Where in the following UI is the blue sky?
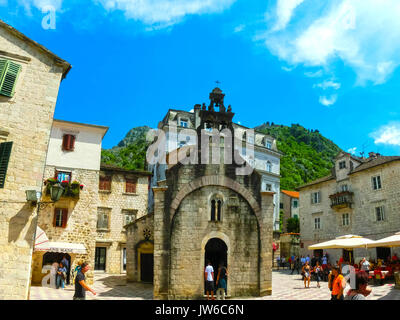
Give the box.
[1,0,400,155]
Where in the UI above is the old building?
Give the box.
[148,89,281,231]
[31,120,108,286]
[0,20,70,299]
[97,164,150,274]
[280,190,299,232]
[299,151,400,263]
[126,88,274,299]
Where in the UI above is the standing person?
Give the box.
[73,262,96,300]
[311,255,316,268]
[56,262,67,289]
[61,255,70,285]
[300,256,306,266]
[331,266,346,300]
[216,262,228,300]
[345,271,372,300]
[281,256,286,269]
[314,261,322,288]
[292,256,301,275]
[360,257,370,272]
[305,255,310,265]
[204,261,215,300]
[276,256,281,270]
[302,261,311,288]
[322,254,328,269]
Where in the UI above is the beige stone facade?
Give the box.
[299,151,400,263]
[0,20,70,299]
[97,164,150,274]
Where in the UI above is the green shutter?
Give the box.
[0,141,13,188]
[0,59,7,85]
[0,60,21,98]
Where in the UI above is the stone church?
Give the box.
[126,88,274,299]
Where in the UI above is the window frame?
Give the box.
[97,208,110,230]
[342,213,350,226]
[314,217,321,230]
[339,161,346,169]
[372,176,382,190]
[0,59,22,98]
[125,177,137,194]
[180,119,188,128]
[122,209,137,226]
[99,175,112,191]
[0,141,13,189]
[62,134,76,151]
[311,191,321,204]
[55,170,72,183]
[53,208,68,228]
[376,206,385,222]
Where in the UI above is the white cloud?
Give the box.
[234,24,245,33]
[265,0,400,86]
[319,95,337,106]
[304,70,323,78]
[371,122,400,146]
[272,0,304,31]
[281,66,294,72]
[17,0,62,11]
[314,80,341,90]
[95,0,236,26]
[347,147,357,155]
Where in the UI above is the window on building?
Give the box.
[180,120,188,128]
[0,141,13,188]
[342,213,350,226]
[339,161,346,169]
[372,176,382,190]
[314,217,321,230]
[62,134,76,151]
[341,184,349,192]
[0,59,21,98]
[266,161,272,172]
[280,203,284,209]
[293,214,298,219]
[376,206,385,221]
[56,170,71,183]
[53,208,68,228]
[210,196,223,221]
[311,192,321,204]
[97,208,110,230]
[266,184,272,191]
[293,200,298,208]
[122,209,137,226]
[99,175,112,191]
[266,140,272,149]
[125,178,137,193]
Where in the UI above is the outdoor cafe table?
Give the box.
[369,271,389,277]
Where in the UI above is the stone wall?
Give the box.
[97,170,149,274]
[299,161,400,263]
[32,166,99,285]
[0,25,67,299]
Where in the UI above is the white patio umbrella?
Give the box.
[308,235,375,250]
[34,226,49,250]
[366,232,400,248]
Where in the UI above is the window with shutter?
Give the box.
[0,141,13,188]
[125,178,137,193]
[0,59,21,98]
[54,208,68,228]
[62,134,76,151]
[99,176,112,191]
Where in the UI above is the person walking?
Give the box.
[291,256,300,275]
[61,255,70,285]
[345,271,372,300]
[73,262,96,300]
[216,262,228,300]
[56,262,67,289]
[204,261,215,300]
[331,265,346,300]
[314,261,322,288]
[360,257,370,272]
[302,261,311,288]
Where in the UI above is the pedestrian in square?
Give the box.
[314,261,322,288]
[73,262,96,300]
[331,265,346,300]
[302,261,311,288]
[345,271,371,300]
[56,262,67,289]
[204,261,215,300]
[216,262,228,300]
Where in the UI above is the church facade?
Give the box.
[126,88,274,299]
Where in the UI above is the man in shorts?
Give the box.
[73,262,96,300]
[204,261,215,300]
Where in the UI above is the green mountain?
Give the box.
[101,123,341,189]
[255,123,341,190]
[101,126,151,171]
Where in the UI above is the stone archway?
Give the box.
[169,175,262,225]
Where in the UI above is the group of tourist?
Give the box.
[204,260,228,300]
[276,252,400,300]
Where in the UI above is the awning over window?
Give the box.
[35,241,87,254]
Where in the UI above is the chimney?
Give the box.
[368,152,378,159]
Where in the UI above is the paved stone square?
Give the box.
[29,273,153,300]
[29,270,400,300]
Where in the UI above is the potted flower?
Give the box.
[71,181,80,189]
[61,180,70,188]
[79,184,85,190]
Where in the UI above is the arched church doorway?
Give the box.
[204,238,228,294]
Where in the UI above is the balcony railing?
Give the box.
[329,191,354,209]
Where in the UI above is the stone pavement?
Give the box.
[240,269,400,300]
[29,273,153,300]
[29,270,400,300]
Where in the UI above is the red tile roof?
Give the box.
[281,190,299,198]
